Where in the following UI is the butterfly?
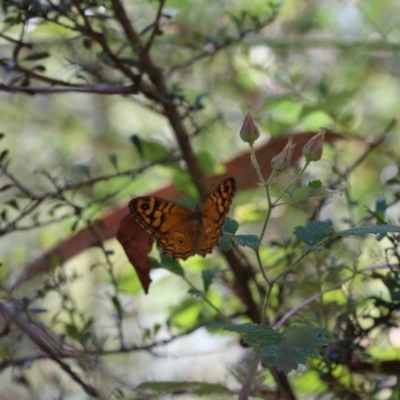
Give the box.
[129,177,236,260]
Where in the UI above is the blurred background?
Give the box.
[0,0,400,399]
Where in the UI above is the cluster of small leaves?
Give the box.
[225,323,328,373]
[365,270,400,330]
[294,220,400,251]
[220,217,260,251]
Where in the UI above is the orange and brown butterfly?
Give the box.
[129,177,236,260]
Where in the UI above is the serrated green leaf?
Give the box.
[218,232,233,251]
[233,234,260,249]
[293,221,332,247]
[225,323,328,373]
[159,255,185,276]
[201,268,221,292]
[337,224,400,237]
[223,217,239,234]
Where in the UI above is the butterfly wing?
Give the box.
[197,177,236,256]
[129,197,198,259]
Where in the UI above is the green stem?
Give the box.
[273,161,310,206]
[249,143,267,185]
[183,276,229,322]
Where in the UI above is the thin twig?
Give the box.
[0,302,99,397]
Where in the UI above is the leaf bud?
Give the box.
[271,136,295,172]
[240,112,260,144]
[302,128,326,162]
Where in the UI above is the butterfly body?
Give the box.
[129,177,236,260]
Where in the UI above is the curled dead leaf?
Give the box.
[116,214,154,294]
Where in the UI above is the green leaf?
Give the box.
[137,137,170,161]
[188,288,202,297]
[193,93,206,110]
[136,381,232,396]
[130,134,142,157]
[218,232,233,251]
[337,224,400,237]
[108,152,118,170]
[308,179,322,189]
[0,150,9,163]
[23,51,50,61]
[65,323,80,340]
[0,209,8,222]
[140,21,157,36]
[223,217,239,234]
[83,38,92,49]
[201,268,221,292]
[225,323,328,373]
[371,270,400,302]
[0,184,14,192]
[32,65,46,73]
[28,307,48,314]
[293,221,332,249]
[119,58,140,67]
[96,52,113,66]
[75,163,91,178]
[158,255,185,276]
[375,197,386,214]
[71,218,80,232]
[285,185,331,203]
[196,151,217,175]
[233,234,260,249]
[5,199,19,210]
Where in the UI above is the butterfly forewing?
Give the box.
[196,177,236,256]
[129,177,236,260]
[201,177,236,223]
[129,197,192,236]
